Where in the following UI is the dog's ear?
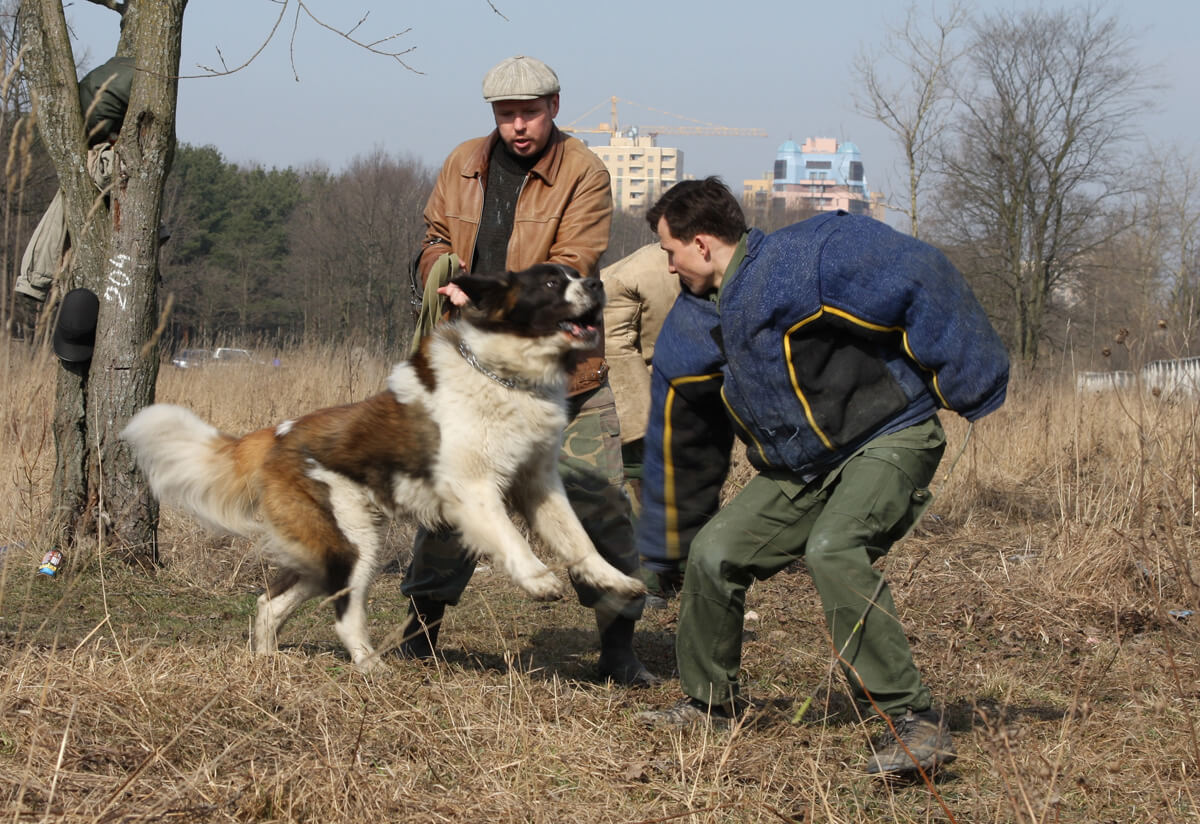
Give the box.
[450,272,511,310]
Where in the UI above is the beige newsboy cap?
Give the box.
[482,55,560,102]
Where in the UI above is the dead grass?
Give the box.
[1,339,1197,822]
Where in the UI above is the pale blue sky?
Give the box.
[66,0,1199,214]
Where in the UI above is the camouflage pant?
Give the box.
[620,439,645,523]
[401,383,645,620]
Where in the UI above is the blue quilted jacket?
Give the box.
[638,211,1009,573]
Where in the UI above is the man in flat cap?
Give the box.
[400,56,657,686]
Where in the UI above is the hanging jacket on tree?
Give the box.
[15,57,133,303]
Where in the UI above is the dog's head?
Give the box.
[450,263,604,349]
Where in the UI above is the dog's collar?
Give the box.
[457,339,533,391]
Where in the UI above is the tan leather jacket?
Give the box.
[600,244,679,443]
[419,127,613,395]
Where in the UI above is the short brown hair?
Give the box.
[646,176,747,244]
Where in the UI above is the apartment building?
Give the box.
[587,133,683,213]
[744,137,885,221]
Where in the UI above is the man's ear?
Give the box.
[693,233,713,260]
[449,272,510,308]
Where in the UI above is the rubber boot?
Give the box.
[596,613,659,687]
[397,596,445,659]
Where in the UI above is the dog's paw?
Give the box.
[355,655,390,676]
[518,569,566,601]
[615,573,648,598]
[572,557,647,597]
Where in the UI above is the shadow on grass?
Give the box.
[946,696,1067,732]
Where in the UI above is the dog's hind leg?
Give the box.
[254,569,320,656]
[283,467,386,671]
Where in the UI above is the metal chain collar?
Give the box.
[456,338,533,391]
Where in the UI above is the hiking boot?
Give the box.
[636,697,745,728]
[597,613,660,687]
[396,597,445,659]
[644,593,670,610]
[865,708,957,776]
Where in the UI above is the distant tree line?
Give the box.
[2,138,673,357]
[158,144,436,353]
[158,148,668,353]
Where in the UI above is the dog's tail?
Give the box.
[121,404,270,537]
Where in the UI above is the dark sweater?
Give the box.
[472,141,539,274]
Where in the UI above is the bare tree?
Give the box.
[1151,151,1200,350]
[852,1,967,239]
[932,6,1154,366]
[1078,150,1200,364]
[599,209,655,268]
[287,149,432,350]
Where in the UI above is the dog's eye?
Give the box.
[545,278,560,289]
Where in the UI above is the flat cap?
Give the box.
[482,55,560,102]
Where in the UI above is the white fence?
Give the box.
[1076,357,1200,398]
[1075,370,1136,393]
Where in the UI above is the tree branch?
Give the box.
[186,0,421,80]
[84,0,127,12]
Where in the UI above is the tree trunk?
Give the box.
[20,0,187,566]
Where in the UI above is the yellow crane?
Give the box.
[561,96,767,140]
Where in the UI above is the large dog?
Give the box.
[122,263,645,672]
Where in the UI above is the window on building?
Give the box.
[849,161,864,181]
[774,159,787,179]
[806,160,832,170]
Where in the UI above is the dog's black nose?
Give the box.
[581,277,603,295]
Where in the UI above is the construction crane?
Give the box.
[561,96,767,140]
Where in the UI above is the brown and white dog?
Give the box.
[121,263,645,672]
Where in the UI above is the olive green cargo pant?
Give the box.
[677,416,945,717]
[401,383,645,620]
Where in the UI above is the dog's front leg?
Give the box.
[333,586,387,674]
[446,485,566,601]
[519,472,646,599]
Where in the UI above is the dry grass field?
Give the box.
[0,339,1196,823]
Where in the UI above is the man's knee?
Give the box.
[804,521,877,577]
[686,528,743,584]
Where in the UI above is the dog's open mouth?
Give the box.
[559,307,602,345]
